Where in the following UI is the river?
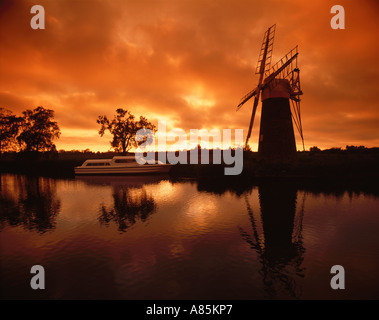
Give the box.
[1,174,378,299]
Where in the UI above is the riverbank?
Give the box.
[0,151,378,182]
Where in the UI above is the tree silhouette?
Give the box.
[0,175,61,233]
[99,186,156,232]
[0,108,23,155]
[17,106,60,152]
[97,108,155,155]
[309,146,321,153]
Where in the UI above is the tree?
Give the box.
[97,108,156,154]
[17,106,60,152]
[0,108,23,155]
[346,145,367,153]
[309,146,321,153]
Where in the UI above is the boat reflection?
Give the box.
[0,175,61,233]
[76,174,170,188]
[240,182,305,299]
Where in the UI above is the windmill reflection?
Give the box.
[99,185,156,232]
[0,175,61,233]
[240,183,305,299]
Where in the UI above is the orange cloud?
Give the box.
[0,0,378,151]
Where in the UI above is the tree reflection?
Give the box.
[240,182,305,299]
[0,175,61,233]
[99,185,156,232]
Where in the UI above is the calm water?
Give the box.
[1,174,379,300]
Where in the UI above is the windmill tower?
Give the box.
[237,24,304,161]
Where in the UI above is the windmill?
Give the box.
[237,24,304,161]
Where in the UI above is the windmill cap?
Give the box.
[262,78,291,101]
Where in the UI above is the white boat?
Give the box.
[74,156,172,175]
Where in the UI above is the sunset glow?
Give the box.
[1,0,378,152]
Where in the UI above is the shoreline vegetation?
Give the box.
[0,147,378,184]
[2,107,378,187]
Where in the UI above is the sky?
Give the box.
[0,0,378,152]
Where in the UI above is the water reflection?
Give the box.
[196,177,254,196]
[240,183,305,299]
[99,186,156,232]
[76,174,169,188]
[75,175,163,232]
[0,175,61,233]
[2,173,379,299]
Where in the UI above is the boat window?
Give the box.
[86,162,109,166]
[115,159,135,163]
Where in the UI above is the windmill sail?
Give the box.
[243,24,276,147]
[256,24,276,75]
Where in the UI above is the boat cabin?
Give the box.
[80,156,163,167]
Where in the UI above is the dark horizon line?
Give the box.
[2,145,379,154]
